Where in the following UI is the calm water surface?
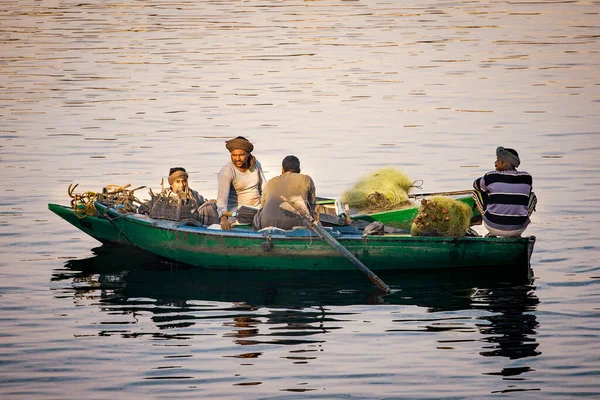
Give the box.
[1,0,599,398]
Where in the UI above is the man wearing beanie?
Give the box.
[217,136,266,230]
[473,147,536,237]
[139,167,219,225]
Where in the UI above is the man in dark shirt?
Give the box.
[252,155,316,231]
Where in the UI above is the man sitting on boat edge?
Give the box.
[253,155,316,231]
[473,146,536,238]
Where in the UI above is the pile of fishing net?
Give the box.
[138,188,197,221]
[341,167,415,213]
[410,196,471,237]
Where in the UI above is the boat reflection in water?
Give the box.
[52,245,539,362]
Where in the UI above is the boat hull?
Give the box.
[48,203,131,246]
[104,207,534,272]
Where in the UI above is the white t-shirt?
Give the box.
[216,160,266,216]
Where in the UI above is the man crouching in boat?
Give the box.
[473,146,536,237]
[217,136,267,230]
[139,167,220,225]
[252,155,316,231]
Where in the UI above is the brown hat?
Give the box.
[168,169,188,185]
[225,136,254,153]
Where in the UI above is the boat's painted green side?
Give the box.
[101,206,534,272]
[48,203,131,246]
[351,195,478,229]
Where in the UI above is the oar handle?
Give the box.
[409,189,473,198]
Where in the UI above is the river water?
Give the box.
[1,0,599,398]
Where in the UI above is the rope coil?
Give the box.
[68,183,145,218]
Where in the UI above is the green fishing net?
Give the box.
[341,168,414,213]
[410,196,471,237]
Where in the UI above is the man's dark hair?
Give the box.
[282,155,300,173]
[169,167,187,175]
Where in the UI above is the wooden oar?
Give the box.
[317,190,473,205]
[408,189,473,198]
[281,195,391,294]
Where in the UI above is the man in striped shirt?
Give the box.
[473,147,535,237]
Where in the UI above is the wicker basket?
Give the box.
[149,196,195,221]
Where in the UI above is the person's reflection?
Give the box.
[224,315,261,340]
[472,285,540,360]
[226,306,335,346]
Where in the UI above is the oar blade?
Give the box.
[280,195,391,294]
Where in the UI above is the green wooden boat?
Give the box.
[318,191,479,229]
[49,192,478,247]
[48,202,535,273]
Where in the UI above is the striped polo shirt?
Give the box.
[473,170,533,231]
